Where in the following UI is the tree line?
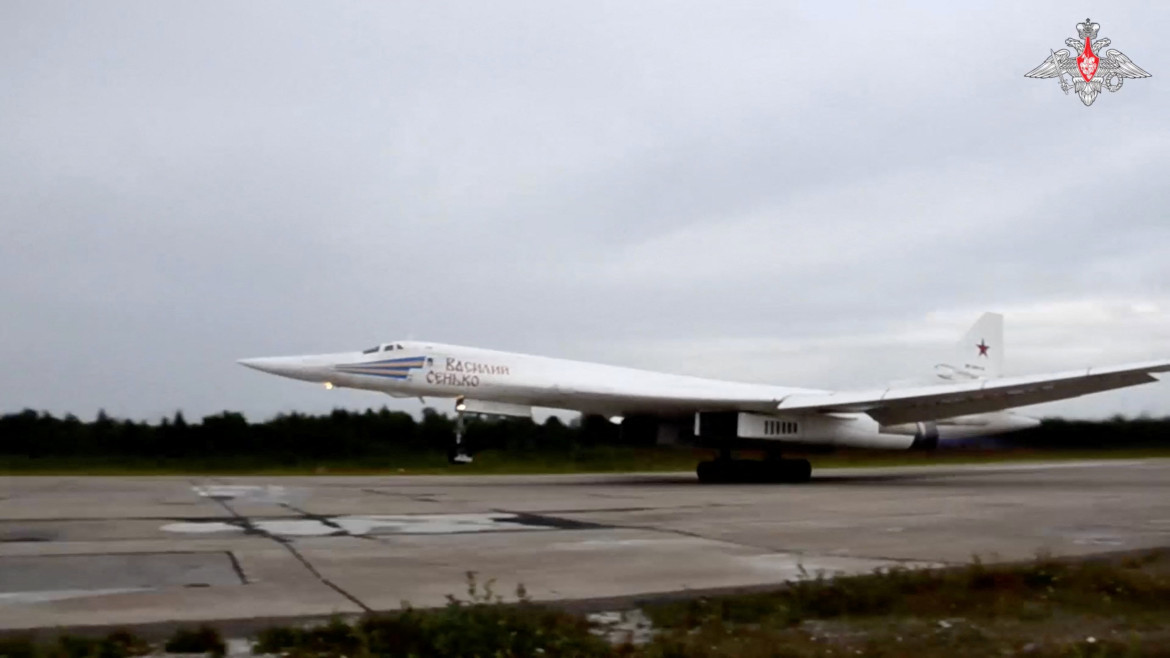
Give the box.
[0,408,621,466]
[0,408,1167,466]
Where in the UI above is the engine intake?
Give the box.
[910,421,939,450]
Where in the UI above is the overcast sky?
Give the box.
[2,1,1168,423]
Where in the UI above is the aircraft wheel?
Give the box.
[761,457,811,483]
[446,447,473,465]
[782,458,812,483]
[698,458,810,484]
[696,460,728,483]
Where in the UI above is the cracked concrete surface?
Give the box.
[1,459,1169,632]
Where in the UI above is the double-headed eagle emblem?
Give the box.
[1025,19,1150,106]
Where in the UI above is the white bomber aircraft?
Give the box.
[239,313,1170,483]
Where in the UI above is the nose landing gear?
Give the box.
[447,407,473,465]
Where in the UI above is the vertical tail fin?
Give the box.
[935,312,1003,381]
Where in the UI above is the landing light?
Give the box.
[324,382,334,390]
[455,397,466,412]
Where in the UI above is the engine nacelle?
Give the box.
[693,410,1038,451]
[882,413,1042,444]
[879,421,939,450]
[695,412,915,450]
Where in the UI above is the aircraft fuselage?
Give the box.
[239,340,1039,451]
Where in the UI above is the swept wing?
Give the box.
[775,360,1170,425]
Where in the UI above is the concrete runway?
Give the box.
[2,459,1169,633]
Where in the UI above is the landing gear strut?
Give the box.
[695,454,812,484]
[447,408,473,465]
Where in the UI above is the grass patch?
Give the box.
[164,625,226,657]
[644,551,1170,628]
[2,447,1169,476]
[0,446,702,476]
[812,447,1170,469]
[639,550,1170,657]
[0,630,151,658]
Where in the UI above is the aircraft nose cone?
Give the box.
[238,357,284,374]
[237,356,320,381]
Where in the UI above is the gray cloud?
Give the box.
[2,1,1167,422]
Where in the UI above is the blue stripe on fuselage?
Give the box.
[334,355,427,381]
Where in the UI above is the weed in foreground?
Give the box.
[0,631,151,658]
[0,637,37,658]
[7,553,1170,658]
[643,550,1170,631]
[253,574,615,658]
[164,625,226,657]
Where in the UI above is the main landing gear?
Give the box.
[695,453,812,484]
[447,408,473,465]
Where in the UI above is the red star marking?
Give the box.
[976,340,990,357]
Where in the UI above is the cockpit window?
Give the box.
[362,346,380,354]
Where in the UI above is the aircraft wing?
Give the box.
[776,359,1170,425]
[529,383,793,416]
